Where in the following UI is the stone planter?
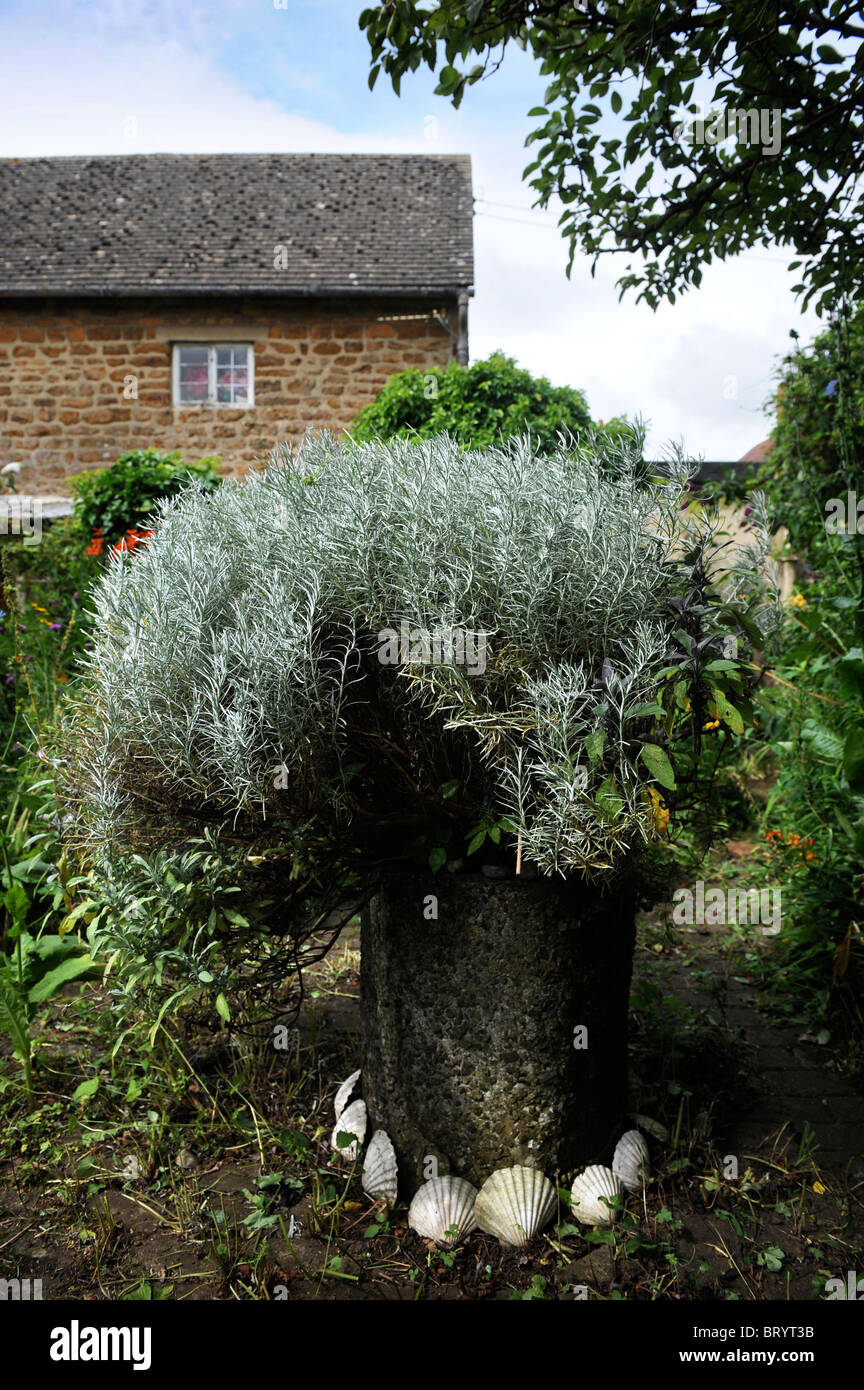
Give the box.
[361,869,636,1192]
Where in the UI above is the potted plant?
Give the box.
[61,430,778,1190]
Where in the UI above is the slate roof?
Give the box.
[0,153,474,297]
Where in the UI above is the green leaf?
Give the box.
[626,701,664,719]
[584,729,605,765]
[57,899,99,937]
[640,743,676,790]
[3,881,29,928]
[594,775,623,824]
[428,846,447,873]
[0,966,31,1064]
[215,992,231,1024]
[27,953,98,1005]
[801,719,843,764]
[610,90,623,114]
[711,689,744,735]
[73,1077,100,1104]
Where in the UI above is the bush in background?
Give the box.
[757,303,864,558]
[350,350,632,454]
[69,448,221,549]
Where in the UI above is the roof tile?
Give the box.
[0,153,474,296]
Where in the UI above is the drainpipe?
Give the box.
[456,290,470,365]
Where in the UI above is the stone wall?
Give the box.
[0,295,456,492]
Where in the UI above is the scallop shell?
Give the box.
[569,1165,623,1226]
[408,1176,478,1248]
[331,1098,367,1160]
[334,1068,361,1121]
[474,1166,556,1247]
[362,1130,398,1207]
[613,1129,651,1193]
[630,1112,668,1143]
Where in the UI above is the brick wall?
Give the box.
[0,296,456,492]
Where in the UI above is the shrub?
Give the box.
[758,303,864,557]
[68,448,221,548]
[740,302,864,1051]
[350,350,628,453]
[60,430,778,1024]
[750,572,864,1048]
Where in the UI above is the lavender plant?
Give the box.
[60,430,778,1021]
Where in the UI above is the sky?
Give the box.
[0,0,826,459]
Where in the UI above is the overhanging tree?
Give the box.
[63,432,778,1187]
[360,1,864,312]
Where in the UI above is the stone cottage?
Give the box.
[0,153,474,491]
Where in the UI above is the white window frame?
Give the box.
[172,342,255,407]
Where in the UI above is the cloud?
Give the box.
[0,0,824,459]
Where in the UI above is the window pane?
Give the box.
[214,350,249,404]
[177,345,250,405]
[179,378,209,402]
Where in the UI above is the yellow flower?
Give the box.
[789,593,807,609]
[643,786,670,838]
[812,1181,826,1195]
[31,604,49,614]
[703,718,720,731]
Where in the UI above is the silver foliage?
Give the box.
[67,430,778,881]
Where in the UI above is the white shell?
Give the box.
[331,1098,367,1160]
[362,1130,398,1207]
[613,1129,651,1193]
[474,1166,556,1247]
[569,1165,623,1226]
[630,1112,668,1143]
[334,1068,361,1121]
[408,1176,478,1248]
